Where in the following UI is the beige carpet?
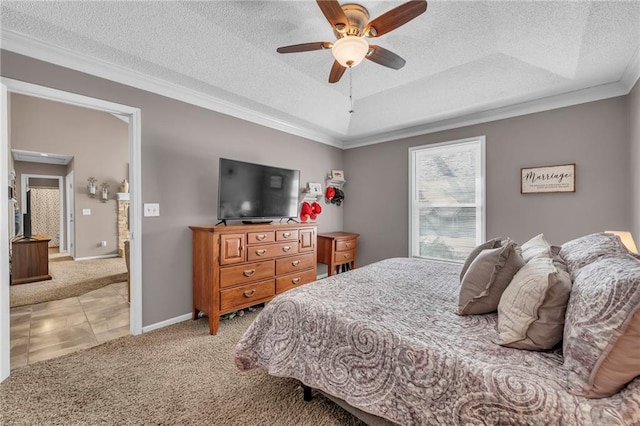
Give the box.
[10,257,129,308]
[0,310,363,425]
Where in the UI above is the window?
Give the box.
[409,136,485,262]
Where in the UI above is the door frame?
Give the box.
[20,173,65,251]
[0,77,143,382]
[65,170,74,257]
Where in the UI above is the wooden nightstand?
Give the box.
[317,232,359,276]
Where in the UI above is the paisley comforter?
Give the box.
[234,257,640,425]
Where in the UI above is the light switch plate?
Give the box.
[144,203,160,217]
[82,209,91,216]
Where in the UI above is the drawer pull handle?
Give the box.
[292,277,301,284]
[283,246,292,252]
[283,232,291,238]
[256,234,266,241]
[255,249,267,256]
[243,289,256,297]
[243,269,256,277]
[291,260,300,266]
[343,254,350,259]
[345,242,352,247]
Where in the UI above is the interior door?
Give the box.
[65,171,75,258]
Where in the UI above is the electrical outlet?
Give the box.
[82,209,91,216]
[100,241,107,247]
[144,203,160,217]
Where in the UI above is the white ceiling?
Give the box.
[1,1,639,149]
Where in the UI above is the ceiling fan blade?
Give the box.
[366,45,406,70]
[316,0,350,32]
[365,0,427,38]
[329,60,346,83]
[277,42,332,54]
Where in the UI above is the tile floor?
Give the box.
[10,282,130,369]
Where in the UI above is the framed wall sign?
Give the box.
[307,182,322,195]
[331,170,345,181]
[521,163,575,194]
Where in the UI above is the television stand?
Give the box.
[242,220,273,225]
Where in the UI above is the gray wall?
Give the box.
[344,96,632,266]
[10,94,128,259]
[630,80,640,242]
[1,50,343,327]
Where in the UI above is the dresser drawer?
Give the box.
[336,239,357,251]
[275,252,315,275]
[333,249,356,265]
[276,229,298,241]
[276,269,317,293]
[219,260,275,288]
[219,279,275,311]
[247,242,299,261]
[247,231,275,244]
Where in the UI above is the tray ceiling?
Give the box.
[1,1,639,149]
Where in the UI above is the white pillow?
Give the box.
[497,257,572,350]
[520,233,559,263]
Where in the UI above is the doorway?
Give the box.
[20,173,65,252]
[65,171,75,258]
[1,78,142,382]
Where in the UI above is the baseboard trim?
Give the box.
[73,254,119,261]
[142,313,191,333]
[143,273,326,333]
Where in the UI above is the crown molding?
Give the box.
[0,29,344,149]
[343,80,630,149]
[620,46,640,92]
[344,47,640,149]
[2,29,637,152]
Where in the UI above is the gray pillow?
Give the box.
[458,240,525,315]
[459,237,503,282]
[497,257,572,350]
[559,232,629,279]
[563,254,640,398]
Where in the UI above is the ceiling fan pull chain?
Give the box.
[349,67,354,114]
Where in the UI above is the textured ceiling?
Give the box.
[1,1,639,148]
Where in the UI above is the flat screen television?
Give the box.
[218,158,300,223]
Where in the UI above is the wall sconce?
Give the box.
[88,177,97,198]
[100,182,110,203]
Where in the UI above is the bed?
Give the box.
[234,255,640,425]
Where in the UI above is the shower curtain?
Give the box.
[30,187,60,247]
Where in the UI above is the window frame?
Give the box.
[408,136,486,262]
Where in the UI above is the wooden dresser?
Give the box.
[317,232,359,276]
[189,223,317,335]
[11,235,52,285]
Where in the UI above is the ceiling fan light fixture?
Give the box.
[332,35,369,67]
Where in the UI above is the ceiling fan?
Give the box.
[276,0,428,83]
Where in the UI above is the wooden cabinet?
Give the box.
[190,223,317,335]
[317,232,360,277]
[11,235,52,285]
